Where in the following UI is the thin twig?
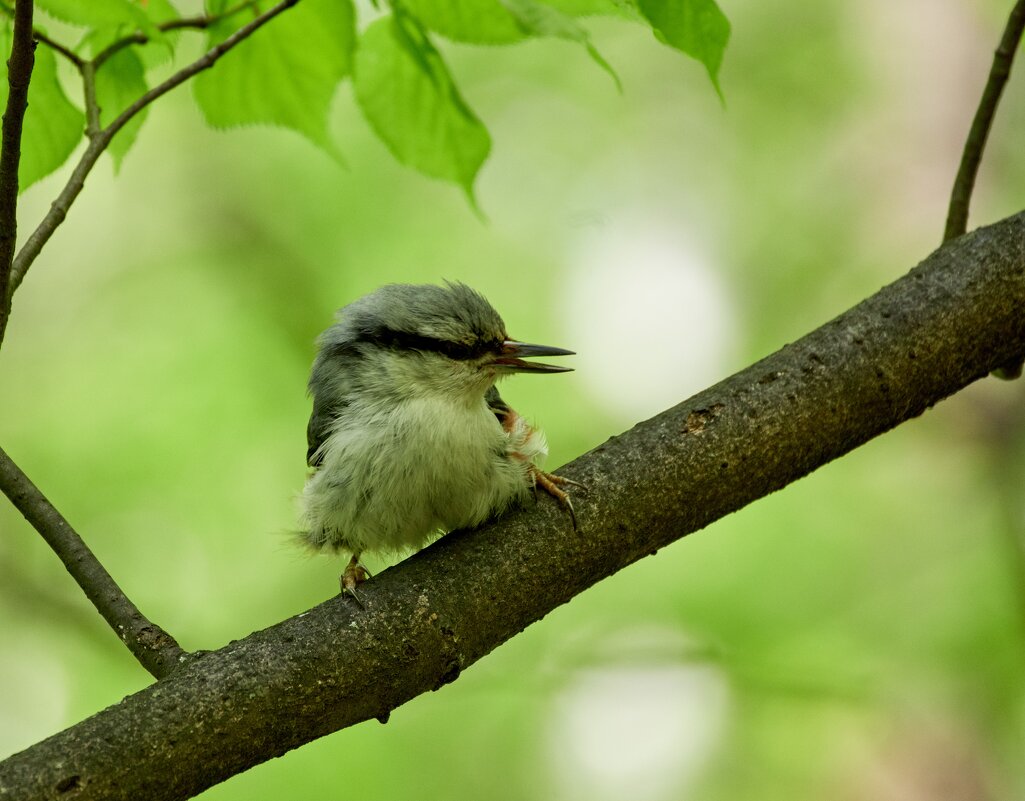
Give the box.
[0,0,34,349]
[0,446,186,679]
[33,25,80,65]
[92,0,259,69]
[82,60,101,139]
[0,0,299,681]
[944,0,1025,243]
[0,0,82,67]
[9,0,299,295]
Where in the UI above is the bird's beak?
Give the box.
[493,340,575,374]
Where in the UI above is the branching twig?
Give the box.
[31,24,79,65]
[0,0,81,67]
[0,0,34,348]
[8,0,299,296]
[1,0,259,69]
[92,0,260,69]
[0,446,186,678]
[0,0,299,683]
[944,0,1025,243]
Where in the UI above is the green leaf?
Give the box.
[637,0,730,95]
[95,47,148,170]
[400,0,527,44]
[127,0,179,70]
[75,0,178,70]
[205,0,239,14]
[353,14,490,204]
[403,0,620,86]
[498,0,620,89]
[0,25,84,191]
[37,0,160,37]
[193,0,354,161]
[539,0,637,17]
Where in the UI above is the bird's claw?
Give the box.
[546,473,588,492]
[342,585,366,609]
[530,466,583,531]
[340,556,371,608]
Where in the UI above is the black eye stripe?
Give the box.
[357,326,500,360]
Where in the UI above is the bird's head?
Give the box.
[315,282,573,402]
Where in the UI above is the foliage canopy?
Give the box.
[8,0,729,200]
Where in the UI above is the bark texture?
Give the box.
[1,211,1024,801]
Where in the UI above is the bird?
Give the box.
[299,282,580,603]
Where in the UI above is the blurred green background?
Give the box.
[3,1,1025,799]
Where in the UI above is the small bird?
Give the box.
[300,282,580,602]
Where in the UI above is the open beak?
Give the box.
[493,340,575,374]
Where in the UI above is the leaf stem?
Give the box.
[0,445,186,679]
[944,0,1025,243]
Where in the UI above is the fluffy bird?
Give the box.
[300,282,579,601]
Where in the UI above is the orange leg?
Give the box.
[340,553,371,608]
[530,466,586,531]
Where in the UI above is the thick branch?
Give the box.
[0,0,34,346]
[0,446,186,678]
[944,0,1025,242]
[8,0,299,296]
[2,211,1023,801]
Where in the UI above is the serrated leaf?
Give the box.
[37,0,160,37]
[145,0,180,21]
[498,0,620,89]
[58,0,172,71]
[403,0,621,85]
[192,0,354,161]
[95,47,148,170]
[637,0,729,95]
[401,0,527,44]
[126,0,180,70]
[0,26,85,191]
[540,0,636,17]
[205,0,236,14]
[79,16,174,71]
[353,14,490,204]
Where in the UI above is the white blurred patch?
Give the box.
[565,217,738,421]
[546,628,730,801]
[0,639,69,756]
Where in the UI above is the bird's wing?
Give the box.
[485,385,513,428]
[306,395,347,468]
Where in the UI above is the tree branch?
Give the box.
[0,0,34,348]
[0,0,81,67]
[0,0,298,688]
[0,446,186,679]
[81,61,100,139]
[8,0,299,297]
[944,0,1025,243]
[2,209,1024,801]
[30,25,79,66]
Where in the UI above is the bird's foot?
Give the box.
[530,466,586,531]
[340,555,372,608]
